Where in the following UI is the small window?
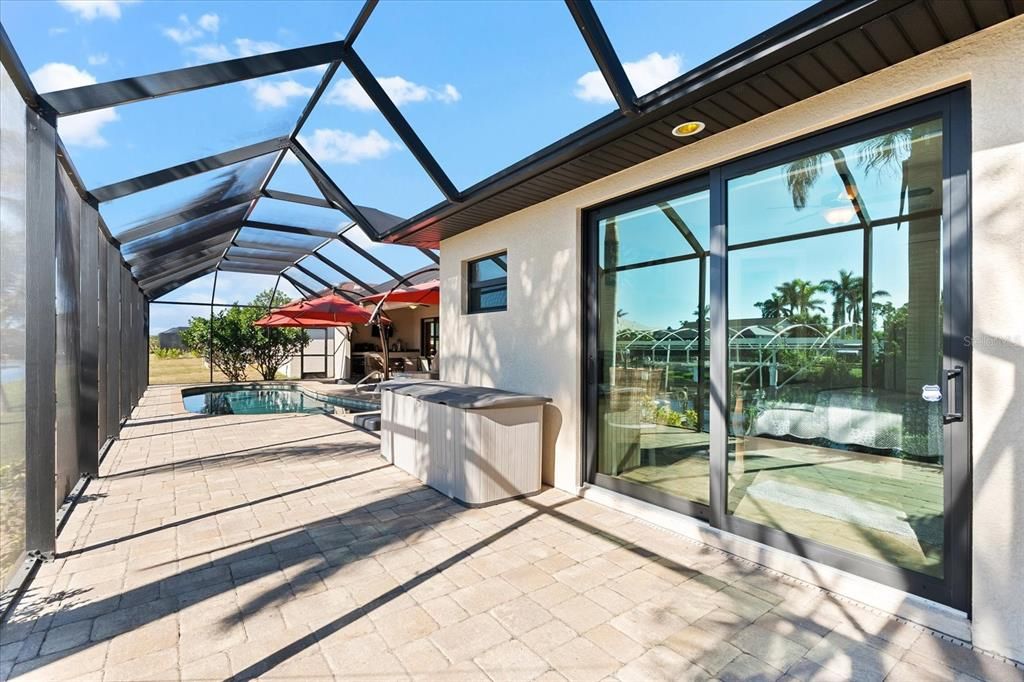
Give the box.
[467,252,508,313]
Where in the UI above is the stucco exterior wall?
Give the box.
[439,18,1023,661]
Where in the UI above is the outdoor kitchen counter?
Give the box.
[380,380,551,506]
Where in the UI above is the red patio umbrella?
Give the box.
[360,280,440,307]
[253,293,384,327]
[253,312,349,327]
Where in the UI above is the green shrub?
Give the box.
[180,290,307,382]
[639,395,699,430]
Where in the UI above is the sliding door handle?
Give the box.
[944,365,964,423]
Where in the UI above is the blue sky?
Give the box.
[1,0,816,332]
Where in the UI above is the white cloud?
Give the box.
[87,53,108,66]
[163,13,220,45]
[197,13,220,32]
[164,26,202,45]
[234,38,281,57]
[377,77,429,106]
[574,52,683,103]
[296,129,398,165]
[57,0,137,21]
[30,63,119,148]
[49,27,70,36]
[186,43,233,62]
[326,78,373,110]
[246,79,313,109]
[326,76,461,111]
[187,37,281,63]
[438,83,461,103]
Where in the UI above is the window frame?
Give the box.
[466,251,508,314]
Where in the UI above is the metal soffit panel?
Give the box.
[7,0,1016,297]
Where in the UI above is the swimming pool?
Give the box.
[182,385,378,415]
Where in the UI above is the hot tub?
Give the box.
[380,380,551,506]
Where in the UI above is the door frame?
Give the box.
[581,87,972,611]
[420,316,439,359]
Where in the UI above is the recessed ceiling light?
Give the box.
[671,121,706,137]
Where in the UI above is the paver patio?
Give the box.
[1,385,1019,681]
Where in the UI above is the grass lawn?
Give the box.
[149,353,231,384]
[148,354,285,384]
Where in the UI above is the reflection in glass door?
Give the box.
[724,118,948,577]
[592,184,711,514]
[585,90,970,608]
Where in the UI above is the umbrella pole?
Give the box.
[379,318,390,381]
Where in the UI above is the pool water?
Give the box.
[182,387,373,415]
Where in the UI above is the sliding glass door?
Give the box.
[590,180,711,517]
[584,90,970,609]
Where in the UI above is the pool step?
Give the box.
[352,411,381,431]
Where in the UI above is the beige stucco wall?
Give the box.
[439,18,1024,662]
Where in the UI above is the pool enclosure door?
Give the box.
[583,89,971,610]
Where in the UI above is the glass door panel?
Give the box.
[725,118,947,577]
[594,188,710,510]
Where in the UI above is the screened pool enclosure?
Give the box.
[0,1,462,592]
[2,0,1020,619]
[5,0,752,593]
